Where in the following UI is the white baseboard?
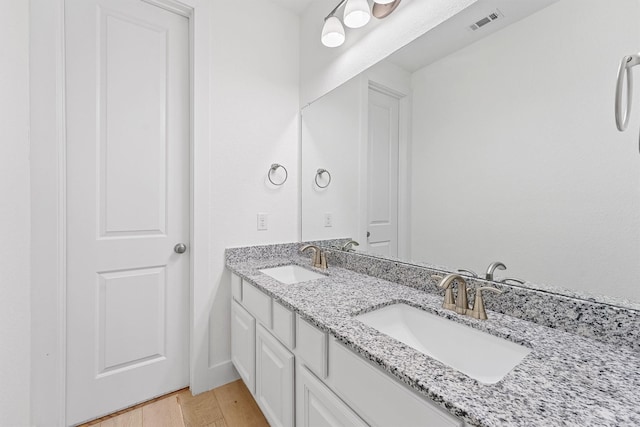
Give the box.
[190,360,239,395]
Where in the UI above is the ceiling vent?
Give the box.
[468,9,504,31]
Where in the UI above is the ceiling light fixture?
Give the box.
[321,15,346,48]
[344,0,370,29]
[321,0,402,48]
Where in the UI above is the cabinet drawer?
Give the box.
[243,281,272,328]
[231,273,242,302]
[273,301,295,350]
[296,315,328,378]
[329,339,463,427]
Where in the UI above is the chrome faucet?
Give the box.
[485,261,506,281]
[434,274,470,315]
[300,244,327,269]
[341,240,359,252]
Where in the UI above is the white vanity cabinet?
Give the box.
[231,276,296,427]
[231,300,255,393]
[229,273,465,427]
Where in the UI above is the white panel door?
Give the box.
[65,0,190,424]
[367,88,399,257]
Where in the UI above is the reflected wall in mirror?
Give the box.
[301,0,640,303]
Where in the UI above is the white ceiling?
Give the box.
[269,0,316,15]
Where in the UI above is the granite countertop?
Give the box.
[226,254,640,427]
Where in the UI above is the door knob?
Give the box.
[174,243,187,254]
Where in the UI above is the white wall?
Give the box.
[199,0,300,392]
[299,0,477,106]
[411,0,640,300]
[0,0,31,425]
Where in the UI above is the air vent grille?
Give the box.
[469,9,504,31]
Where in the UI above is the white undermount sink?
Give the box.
[259,265,325,285]
[356,303,532,384]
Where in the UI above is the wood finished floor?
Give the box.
[79,380,269,427]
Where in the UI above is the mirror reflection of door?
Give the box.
[366,86,400,256]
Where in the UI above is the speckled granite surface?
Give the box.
[226,243,640,427]
[323,248,640,352]
[323,247,640,311]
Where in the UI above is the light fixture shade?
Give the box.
[321,16,345,47]
[344,0,370,29]
[373,0,394,4]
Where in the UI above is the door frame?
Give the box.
[30,0,212,424]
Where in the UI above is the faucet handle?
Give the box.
[469,287,503,320]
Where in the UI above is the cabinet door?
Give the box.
[231,300,256,394]
[297,364,368,427]
[256,324,294,427]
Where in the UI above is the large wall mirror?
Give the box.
[301,0,640,304]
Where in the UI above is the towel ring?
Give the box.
[315,168,331,188]
[268,163,288,186]
[616,54,638,131]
